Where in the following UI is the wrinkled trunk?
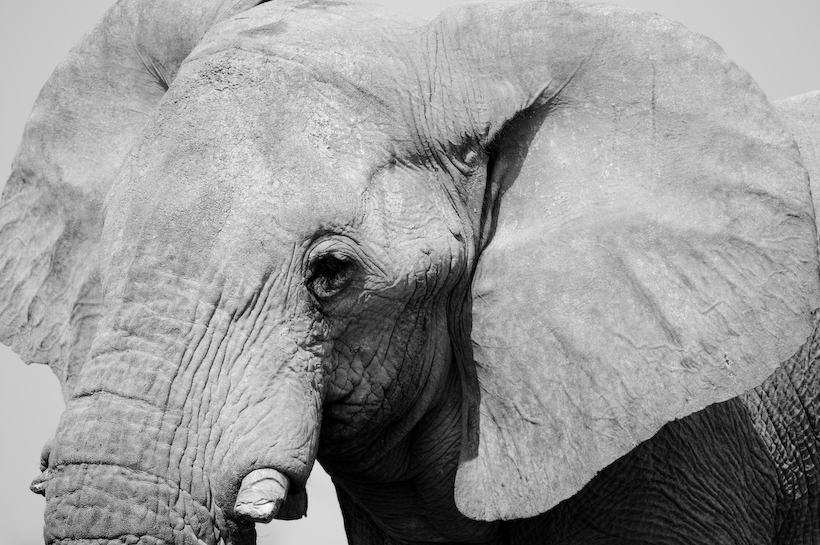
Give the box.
[36,35,340,539]
[45,463,236,544]
[41,274,324,544]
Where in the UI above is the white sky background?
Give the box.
[1,0,818,543]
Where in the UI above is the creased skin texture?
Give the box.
[0,0,274,400]
[329,315,820,545]
[741,312,820,543]
[327,326,820,545]
[42,279,270,545]
[3,0,820,544]
[505,399,780,544]
[491,312,820,545]
[45,464,222,545]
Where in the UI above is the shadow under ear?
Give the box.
[479,96,557,253]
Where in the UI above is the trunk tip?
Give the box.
[234,468,290,523]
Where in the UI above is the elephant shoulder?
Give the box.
[741,308,820,537]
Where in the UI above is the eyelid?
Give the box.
[312,249,351,264]
[306,248,354,278]
[303,235,390,288]
[305,236,358,269]
[303,238,361,305]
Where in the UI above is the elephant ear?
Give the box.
[0,0,266,400]
[434,3,820,520]
[776,91,820,231]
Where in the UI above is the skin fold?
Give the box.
[1,0,819,544]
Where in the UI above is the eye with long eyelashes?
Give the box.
[306,253,356,301]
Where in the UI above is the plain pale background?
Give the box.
[1,0,818,543]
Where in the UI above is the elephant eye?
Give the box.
[307,254,355,301]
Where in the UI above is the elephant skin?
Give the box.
[1,0,820,544]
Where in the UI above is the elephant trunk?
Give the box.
[44,468,304,542]
[43,463,238,545]
[40,284,325,543]
[37,96,331,538]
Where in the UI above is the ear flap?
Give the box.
[436,3,820,520]
[0,0,267,400]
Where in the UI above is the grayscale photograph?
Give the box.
[1,0,819,543]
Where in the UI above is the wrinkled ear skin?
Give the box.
[0,171,104,399]
[0,0,268,400]
[433,2,820,521]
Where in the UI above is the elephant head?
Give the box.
[2,0,818,543]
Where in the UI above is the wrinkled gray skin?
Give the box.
[3,0,820,543]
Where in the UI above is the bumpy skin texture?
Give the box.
[2,0,820,544]
[505,312,820,544]
[335,318,820,545]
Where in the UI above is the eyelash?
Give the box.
[307,254,355,301]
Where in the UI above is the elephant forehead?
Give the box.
[190,0,423,90]
[186,0,424,142]
[103,50,393,284]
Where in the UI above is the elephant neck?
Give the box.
[319,364,504,544]
[741,310,820,537]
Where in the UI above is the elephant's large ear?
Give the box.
[0,0,266,400]
[433,3,820,520]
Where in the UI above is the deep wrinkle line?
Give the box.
[202,43,398,115]
[51,461,217,515]
[172,274,231,412]
[150,306,212,498]
[746,382,799,502]
[199,305,239,479]
[70,388,183,422]
[151,282,233,505]
[185,315,223,460]
[171,286,230,505]
[378,288,426,419]
[72,360,131,407]
[202,266,284,477]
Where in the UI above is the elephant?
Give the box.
[2,0,820,543]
